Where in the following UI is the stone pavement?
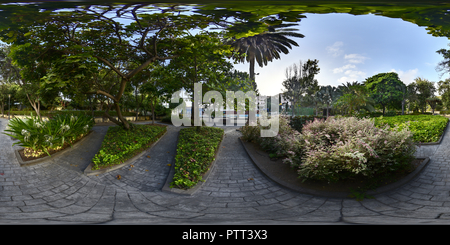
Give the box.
[2,117,450,225]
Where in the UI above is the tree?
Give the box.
[315,85,341,118]
[226,23,305,83]
[161,31,237,125]
[363,72,405,116]
[0,43,60,119]
[1,5,216,130]
[438,78,450,110]
[282,59,320,117]
[335,82,375,115]
[413,77,437,113]
[426,97,442,114]
[436,44,450,78]
[0,3,309,130]
[0,82,15,117]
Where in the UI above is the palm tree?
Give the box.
[336,82,375,115]
[338,81,360,95]
[226,23,305,84]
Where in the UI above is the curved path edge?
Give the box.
[239,137,431,199]
[83,126,168,176]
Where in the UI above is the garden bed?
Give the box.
[14,130,94,166]
[240,138,429,199]
[86,124,168,173]
[167,126,224,191]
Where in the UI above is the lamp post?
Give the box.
[8,94,10,120]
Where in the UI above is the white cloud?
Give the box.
[344,54,369,64]
[326,41,344,57]
[337,70,367,84]
[333,64,356,73]
[390,68,419,85]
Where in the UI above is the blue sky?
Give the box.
[233,12,450,97]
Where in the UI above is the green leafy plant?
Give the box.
[3,114,94,158]
[91,124,167,170]
[297,116,416,182]
[373,114,449,143]
[170,127,224,189]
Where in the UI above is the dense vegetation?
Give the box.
[373,114,449,143]
[170,127,224,189]
[241,115,417,183]
[3,114,94,158]
[91,124,167,170]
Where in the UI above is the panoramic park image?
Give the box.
[3,0,450,228]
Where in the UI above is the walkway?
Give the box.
[1,118,450,224]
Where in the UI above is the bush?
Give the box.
[384,111,397,117]
[373,114,449,143]
[91,124,166,170]
[171,126,224,189]
[289,115,326,132]
[161,115,172,123]
[296,116,416,182]
[241,115,304,167]
[4,114,94,158]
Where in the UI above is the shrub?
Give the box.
[161,115,172,123]
[373,114,449,143]
[241,115,304,168]
[171,126,224,189]
[4,114,94,158]
[91,124,167,170]
[289,115,326,132]
[384,111,397,117]
[297,116,416,182]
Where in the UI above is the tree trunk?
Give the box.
[326,103,329,118]
[402,99,405,115]
[151,97,155,125]
[26,94,41,120]
[249,55,255,83]
[115,102,129,130]
[135,86,139,122]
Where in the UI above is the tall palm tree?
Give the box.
[226,23,305,85]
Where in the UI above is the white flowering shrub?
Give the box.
[241,116,304,168]
[298,116,416,182]
[3,114,94,158]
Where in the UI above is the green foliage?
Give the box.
[289,115,326,133]
[282,60,320,116]
[3,114,94,158]
[9,110,137,118]
[241,116,304,168]
[411,77,437,113]
[438,78,450,109]
[373,114,449,143]
[227,24,305,81]
[334,82,375,115]
[298,116,416,182]
[171,127,224,189]
[91,124,167,170]
[363,72,405,115]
